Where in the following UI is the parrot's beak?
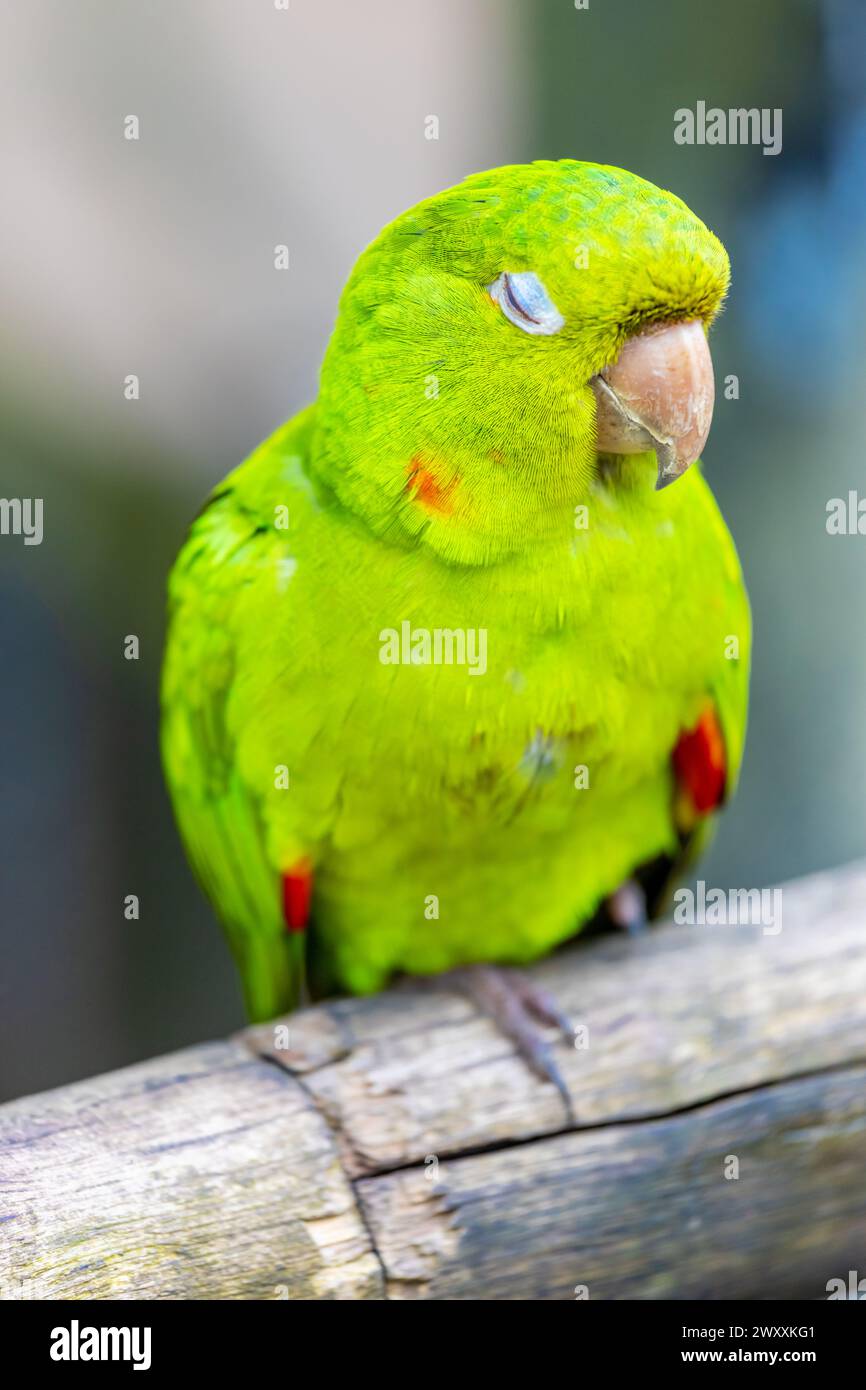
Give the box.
[590,320,715,489]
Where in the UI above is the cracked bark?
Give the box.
[3,863,866,1299]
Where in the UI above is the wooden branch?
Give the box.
[3,863,866,1300]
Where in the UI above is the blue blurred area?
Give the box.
[742,0,866,389]
[2,0,864,1100]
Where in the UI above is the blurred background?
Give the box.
[2,0,864,1101]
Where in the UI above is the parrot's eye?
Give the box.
[488,271,565,336]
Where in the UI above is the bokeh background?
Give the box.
[2,0,864,1101]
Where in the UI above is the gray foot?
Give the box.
[605,879,648,935]
[437,964,574,1110]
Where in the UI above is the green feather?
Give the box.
[161,161,749,1018]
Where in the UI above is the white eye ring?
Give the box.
[488,270,565,335]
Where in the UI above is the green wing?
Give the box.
[648,474,752,910]
[161,481,306,1022]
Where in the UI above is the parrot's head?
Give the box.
[314,160,730,564]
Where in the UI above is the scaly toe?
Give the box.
[439,965,575,1114]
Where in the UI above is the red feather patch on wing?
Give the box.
[282,859,313,933]
[673,707,727,816]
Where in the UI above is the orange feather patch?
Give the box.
[405,456,455,516]
[672,707,727,816]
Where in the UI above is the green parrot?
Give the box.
[161,160,749,1088]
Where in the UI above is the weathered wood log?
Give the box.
[2,863,866,1299]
